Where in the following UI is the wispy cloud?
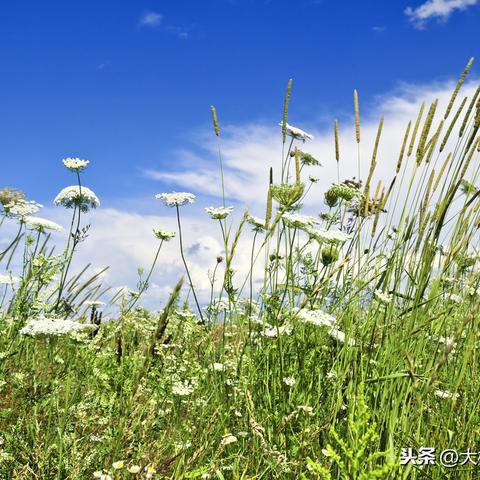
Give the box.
[138,11,163,28]
[405,0,478,28]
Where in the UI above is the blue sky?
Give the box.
[1,0,479,208]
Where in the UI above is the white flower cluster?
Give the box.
[279,122,314,141]
[24,216,63,232]
[307,227,352,245]
[20,317,96,337]
[172,379,197,396]
[261,322,293,338]
[282,213,319,229]
[434,389,459,400]
[294,308,336,327]
[247,215,266,231]
[54,186,100,211]
[3,199,43,219]
[0,273,19,285]
[155,192,195,207]
[373,289,392,305]
[153,228,176,241]
[62,157,90,172]
[205,206,233,220]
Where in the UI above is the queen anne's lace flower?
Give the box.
[62,157,90,172]
[283,376,296,387]
[282,213,319,229]
[205,206,233,220]
[155,192,195,207]
[20,317,96,337]
[247,215,266,231]
[374,289,392,304]
[54,186,100,212]
[295,308,336,327]
[3,199,43,218]
[153,229,176,241]
[279,122,314,141]
[307,228,352,245]
[434,389,459,400]
[24,216,63,232]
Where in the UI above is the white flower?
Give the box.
[295,308,336,327]
[172,380,196,396]
[128,465,141,474]
[326,371,337,380]
[62,157,89,172]
[205,206,234,220]
[279,122,314,141]
[0,273,19,285]
[445,293,462,303]
[212,362,225,371]
[20,317,96,337]
[220,434,238,446]
[155,192,195,207]
[262,322,293,337]
[282,213,319,229]
[84,300,106,307]
[283,376,296,387]
[328,327,355,346]
[54,186,100,212]
[297,405,314,415]
[307,228,352,244]
[434,389,459,400]
[247,215,266,231]
[3,199,43,218]
[153,228,176,241]
[374,289,392,304]
[112,461,124,470]
[24,216,63,232]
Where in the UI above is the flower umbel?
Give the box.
[153,229,176,241]
[54,186,100,212]
[62,157,90,172]
[155,192,195,207]
[205,206,234,220]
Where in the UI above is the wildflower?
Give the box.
[295,308,336,327]
[3,199,43,219]
[153,228,176,241]
[93,472,112,480]
[262,322,293,337]
[24,216,63,232]
[172,380,196,396]
[279,122,314,141]
[297,405,314,415]
[54,186,100,212]
[205,206,233,220]
[324,183,359,207]
[309,175,319,183]
[0,273,19,285]
[282,213,319,229]
[434,389,459,400]
[445,293,462,303]
[212,362,225,371]
[321,245,339,266]
[283,376,296,387]
[155,192,195,207]
[112,461,124,470]
[20,317,96,337]
[307,227,352,245]
[247,215,266,231]
[326,371,337,380]
[270,183,305,207]
[84,300,106,307]
[145,466,157,479]
[290,148,321,166]
[128,465,141,473]
[220,434,238,446]
[374,289,392,304]
[62,157,90,172]
[328,327,355,346]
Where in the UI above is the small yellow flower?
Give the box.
[145,465,157,479]
[220,433,238,446]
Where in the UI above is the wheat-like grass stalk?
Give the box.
[444,57,474,119]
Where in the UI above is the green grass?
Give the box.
[1,59,480,479]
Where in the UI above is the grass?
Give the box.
[1,58,480,479]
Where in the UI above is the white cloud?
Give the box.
[139,11,163,28]
[405,0,478,28]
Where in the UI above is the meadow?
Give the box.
[1,58,480,479]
